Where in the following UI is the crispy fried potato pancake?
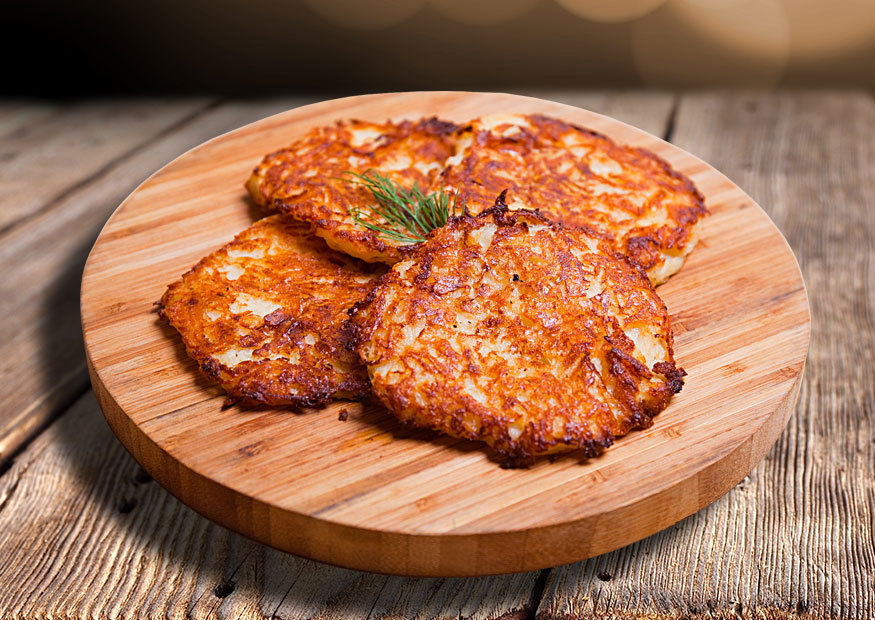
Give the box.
[159,215,382,407]
[246,117,463,264]
[350,196,685,461]
[433,114,707,284]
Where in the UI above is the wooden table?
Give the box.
[0,91,871,619]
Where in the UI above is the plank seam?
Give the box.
[663,93,680,143]
[528,568,551,620]
[0,433,47,514]
[192,544,257,618]
[0,474,22,515]
[364,577,390,620]
[267,585,294,618]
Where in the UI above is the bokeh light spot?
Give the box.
[429,0,540,25]
[556,0,665,23]
[782,0,875,60]
[631,0,791,88]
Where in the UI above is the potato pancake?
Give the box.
[246,117,463,264]
[349,195,685,462]
[159,215,381,407]
[248,114,705,283]
[433,114,707,284]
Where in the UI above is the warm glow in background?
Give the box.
[4,0,874,95]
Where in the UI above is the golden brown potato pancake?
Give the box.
[349,195,685,462]
[433,114,707,284]
[246,117,463,264]
[159,215,381,407]
[247,113,706,282]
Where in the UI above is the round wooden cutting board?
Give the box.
[81,92,810,577]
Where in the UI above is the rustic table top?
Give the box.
[0,91,871,619]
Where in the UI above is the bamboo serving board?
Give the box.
[81,92,810,577]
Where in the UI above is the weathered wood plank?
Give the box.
[0,393,541,620]
[524,90,676,138]
[0,98,314,466]
[537,92,875,620]
[0,101,57,139]
[0,99,212,234]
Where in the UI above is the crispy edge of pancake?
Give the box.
[432,113,708,284]
[158,215,380,408]
[349,196,685,462]
[245,117,464,264]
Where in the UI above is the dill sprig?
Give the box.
[339,170,464,244]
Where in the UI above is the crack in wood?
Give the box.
[663,94,680,143]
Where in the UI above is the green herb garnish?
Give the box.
[339,170,464,244]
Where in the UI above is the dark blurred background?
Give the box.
[4,0,874,96]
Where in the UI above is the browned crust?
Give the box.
[434,114,708,281]
[246,113,707,281]
[246,117,465,263]
[349,196,684,462]
[159,215,381,408]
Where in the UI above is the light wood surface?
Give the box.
[1,92,870,617]
[80,91,809,576]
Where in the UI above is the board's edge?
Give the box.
[86,341,807,577]
[79,91,813,577]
